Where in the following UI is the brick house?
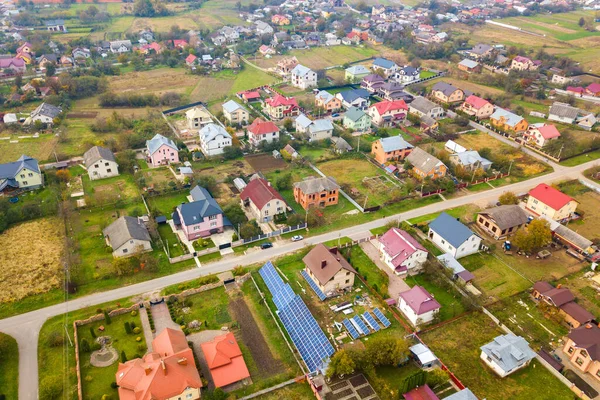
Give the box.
[371,136,414,165]
[293,176,339,210]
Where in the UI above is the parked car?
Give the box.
[260,242,273,249]
[331,113,340,117]
[291,235,304,242]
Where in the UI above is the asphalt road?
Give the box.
[1,156,598,399]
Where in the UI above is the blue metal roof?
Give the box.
[429,212,476,248]
[379,136,413,152]
[0,155,40,180]
[177,186,224,225]
[373,57,396,69]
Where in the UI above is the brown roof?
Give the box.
[543,287,575,307]
[302,244,356,285]
[568,324,600,361]
[240,177,286,210]
[533,281,554,293]
[478,205,529,230]
[560,302,595,324]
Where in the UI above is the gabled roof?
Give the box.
[201,332,250,388]
[177,186,223,225]
[0,155,40,181]
[452,150,492,168]
[399,286,441,315]
[266,94,298,108]
[294,176,339,195]
[303,244,356,286]
[344,106,368,122]
[480,334,535,373]
[345,64,370,75]
[83,146,115,168]
[470,43,492,55]
[533,124,560,140]
[437,253,475,282]
[490,108,524,128]
[478,205,529,230]
[146,134,178,155]
[428,212,476,248]
[445,140,466,153]
[240,177,285,209]
[31,102,61,119]
[528,183,574,211]
[380,228,426,269]
[398,65,419,76]
[443,388,478,400]
[223,100,247,114]
[295,113,313,128]
[464,94,490,110]
[432,81,461,97]
[331,136,352,151]
[337,89,370,103]
[372,57,396,69]
[378,136,413,153]
[403,384,439,400]
[371,100,408,115]
[587,83,600,93]
[560,302,594,324]
[459,59,479,69]
[568,324,600,361]
[549,102,580,120]
[248,118,279,135]
[185,107,210,120]
[199,123,232,143]
[103,216,151,249]
[315,90,336,105]
[362,74,385,83]
[406,147,444,174]
[291,64,313,77]
[308,118,333,133]
[409,96,439,114]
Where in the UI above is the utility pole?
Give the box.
[363,195,368,210]
[357,135,360,153]
[557,144,564,161]
[508,160,514,176]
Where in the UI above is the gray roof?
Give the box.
[429,212,476,248]
[295,113,313,128]
[331,136,352,151]
[490,108,524,128]
[32,102,61,119]
[0,155,40,182]
[83,146,115,168]
[471,43,492,55]
[177,186,223,225]
[346,65,369,75]
[478,205,529,230]
[549,102,580,120]
[199,123,232,142]
[308,119,333,133]
[398,65,419,76]
[410,96,439,114]
[432,81,460,97]
[103,216,151,249]
[379,136,413,152]
[406,147,444,174]
[146,134,178,155]
[443,388,478,400]
[291,64,312,77]
[548,219,593,251]
[344,106,368,122]
[452,150,492,168]
[459,59,479,69]
[223,100,246,114]
[437,253,475,282]
[338,89,370,103]
[480,334,535,373]
[294,176,339,194]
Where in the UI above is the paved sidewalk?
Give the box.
[359,241,410,300]
[139,307,154,351]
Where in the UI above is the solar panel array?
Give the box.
[362,311,381,332]
[300,270,327,301]
[373,308,391,328]
[343,319,360,340]
[259,261,335,372]
[352,315,370,335]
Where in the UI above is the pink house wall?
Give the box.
[149,144,179,166]
[177,209,224,240]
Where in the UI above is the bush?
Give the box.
[39,376,62,400]
[121,350,127,363]
[124,321,132,334]
[110,382,118,389]
[47,331,64,348]
[89,326,97,339]
[133,327,141,334]
[91,342,102,351]
[104,310,112,325]
[130,321,136,329]
[136,337,142,342]
[80,338,91,353]
[137,344,146,351]
[131,310,138,317]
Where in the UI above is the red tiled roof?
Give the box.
[266,94,298,108]
[248,118,279,135]
[537,124,561,140]
[186,54,197,63]
[587,83,600,93]
[403,384,440,400]
[173,39,188,48]
[371,100,408,115]
[464,94,490,109]
[399,286,441,315]
[567,86,585,94]
[201,332,250,388]
[379,228,427,268]
[240,177,286,210]
[241,91,261,99]
[528,183,574,211]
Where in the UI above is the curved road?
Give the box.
[2,155,599,399]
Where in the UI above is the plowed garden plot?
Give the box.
[245,154,288,173]
[229,297,282,377]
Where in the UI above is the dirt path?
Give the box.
[229,297,282,377]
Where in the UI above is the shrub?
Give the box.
[130,321,136,329]
[110,382,118,389]
[84,375,93,382]
[96,308,103,314]
[104,310,112,325]
[177,316,185,325]
[137,344,145,351]
[124,321,132,334]
[136,337,142,342]
[133,327,141,334]
[80,338,91,353]
[91,342,102,351]
[40,376,62,400]
[46,331,64,348]
[131,310,138,317]
[121,350,127,363]
[89,327,97,339]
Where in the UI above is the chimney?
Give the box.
[321,260,327,268]
[586,324,593,329]
[177,358,188,366]
[557,284,562,289]
[144,366,152,375]
[161,359,167,375]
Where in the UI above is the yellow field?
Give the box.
[0,218,64,303]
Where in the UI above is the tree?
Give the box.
[240,221,262,239]
[56,169,71,182]
[365,337,409,367]
[121,350,127,363]
[426,368,449,388]
[80,338,91,353]
[327,349,356,378]
[133,0,155,17]
[112,257,136,276]
[45,63,56,77]
[39,376,62,400]
[223,146,243,160]
[274,173,292,191]
[498,191,519,205]
[513,219,552,253]
[124,321,132,334]
[90,327,97,339]
[223,202,246,228]
[579,17,585,27]
[283,118,294,131]
[104,310,112,325]
[307,208,326,227]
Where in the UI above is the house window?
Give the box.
[209,215,217,220]
[345,279,350,284]
[581,350,589,358]
[568,347,574,354]
[123,248,128,254]
[441,239,445,244]
[28,173,33,177]
[107,169,112,173]
[210,221,217,227]
[576,357,584,366]
[20,174,25,178]
[22,181,28,185]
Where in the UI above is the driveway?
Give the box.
[359,241,410,300]
[150,302,181,336]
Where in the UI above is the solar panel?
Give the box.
[352,315,370,335]
[301,270,327,301]
[362,312,381,332]
[373,307,391,328]
[343,318,360,339]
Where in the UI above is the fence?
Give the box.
[242,222,307,244]
[307,162,365,212]
[162,101,206,115]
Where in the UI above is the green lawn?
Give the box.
[347,245,389,297]
[420,70,437,79]
[421,312,574,400]
[146,191,190,217]
[0,332,18,399]
[253,382,314,399]
[82,173,141,203]
[157,223,187,257]
[170,286,232,331]
[229,66,279,95]
[560,149,600,166]
[406,274,466,322]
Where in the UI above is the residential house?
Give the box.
[45,19,67,32]
[459,95,494,119]
[408,96,445,119]
[240,90,260,103]
[378,227,428,275]
[335,89,370,110]
[275,56,298,74]
[186,107,212,129]
[403,385,439,400]
[16,42,33,65]
[345,65,370,82]
[467,43,494,60]
[548,102,581,125]
[379,82,412,102]
[551,74,574,86]
[510,55,540,71]
[240,177,287,222]
[264,94,299,119]
[431,82,464,104]
[293,176,339,210]
[222,100,249,125]
[109,40,132,53]
[295,114,313,134]
[476,205,529,239]
[586,83,600,97]
[307,119,334,142]
[523,123,561,148]
[37,54,58,70]
[480,334,535,377]
[394,66,420,84]
[398,286,441,326]
[60,56,74,68]
[174,186,227,240]
[185,54,197,66]
[406,147,447,180]
[116,328,202,400]
[547,219,595,255]
[458,59,481,73]
[566,86,586,96]
[283,144,299,159]
[248,118,279,146]
[437,254,475,283]
[314,90,342,113]
[449,150,492,171]
[532,282,594,328]
[72,47,91,60]
[146,134,179,167]
[201,332,250,388]
[303,244,356,296]
[27,102,61,125]
[271,14,290,25]
[489,108,529,133]
[361,74,386,93]
[103,216,152,258]
[563,323,600,382]
[427,212,482,259]
[368,100,409,127]
[331,137,352,154]
[255,20,274,35]
[371,136,413,165]
[258,45,276,56]
[526,183,578,221]
[0,155,43,192]
[409,343,438,369]
[343,107,371,132]
[83,146,119,181]
[0,57,26,74]
[290,64,317,89]
[199,124,232,156]
[371,58,398,77]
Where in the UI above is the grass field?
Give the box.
[82,174,140,203]
[255,46,378,70]
[0,332,18,399]
[0,134,57,163]
[0,217,64,304]
[421,312,574,400]
[406,274,467,322]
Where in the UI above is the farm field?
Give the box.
[82,173,140,203]
[0,134,58,163]
[0,332,18,400]
[426,77,505,97]
[556,180,600,241]
[405,274,467,322]
[421,312,574,400]
[254,46,378,70]
[0,217,64,304]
